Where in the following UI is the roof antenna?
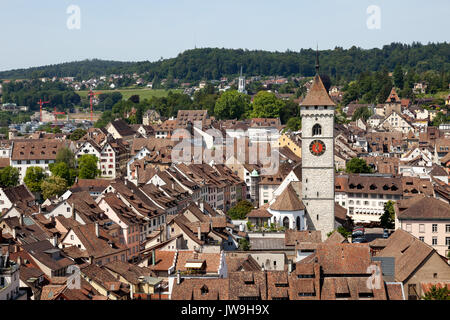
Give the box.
[315,44,320,75]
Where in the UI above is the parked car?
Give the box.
[352,236,367,243]
[352,227,365,238]
[383,229,389,239]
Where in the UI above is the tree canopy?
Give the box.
[0,166,19,188]
[24,167,46,193]
[380,200,395,229]
[345,158,373,174]
[77,154,100,179]
[41,176,68,200]
[422,285,449,300]
[214,90,250,120]
[250,91,284,118]
[227,200,254,220]
[2,43,448,84]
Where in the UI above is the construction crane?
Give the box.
[52,107,65,125]
[37,99,50,122]
[88,90,101,123]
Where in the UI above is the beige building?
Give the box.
[395,196,450,258]
[377,229,450,300]
[278,133,302,158]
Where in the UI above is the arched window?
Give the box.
[283,217,290,229]
[312,124,322,136]
[296,216,301,231]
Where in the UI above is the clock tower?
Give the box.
[300,50,336,239]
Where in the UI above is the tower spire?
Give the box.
[315,44,320,75]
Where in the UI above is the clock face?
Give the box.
[309,140,326,156]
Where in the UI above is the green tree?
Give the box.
[227,200,254,220]
[55,147,75,169]
[49,162,77,186]
[380,200,395,229]
[214,90,250,120]
[0,166,19,188]
[77,154,100,179]
[422,285,449,300]
[41,176,68,200]
[24,167,46,193]
[69,128,87,141]
[238,238,251,251]
[285,117,302,131]
[432,112,450,127]
[352,106,373,122]
[393,65,404,89]
[128,95,140,104]
[250,91,284,118]
[345,158,373,174]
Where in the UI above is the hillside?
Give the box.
[0,42,449,82]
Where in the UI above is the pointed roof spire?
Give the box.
[300,46,335,107]
[240,65,243,77]
[315,44,320,75]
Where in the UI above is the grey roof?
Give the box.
[249,237,290,250]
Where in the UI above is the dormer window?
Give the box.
[200,285,209,295]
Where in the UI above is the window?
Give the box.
[432,224,438,233]
[419,224,425,233]
[312,124,322,136]
[446,237,450,246]
[432,237,437,246]
[406,224,412,232]
[419,237,424,242]
[446,225,450,233]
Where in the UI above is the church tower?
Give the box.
[238,66,247,94]
[300,49,336,240]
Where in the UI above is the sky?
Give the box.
[0,0,449,71]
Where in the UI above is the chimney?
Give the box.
[38,204,41,214]
[176,270,181,285]
[71,203,75,220]
[95,222,99,238]
[197,225,201,240]
[19,213,24,227]
[288,260,293,274]
[152,249,156,266]
[199,200,204,213]
[12,227,17,240]
[51,235,58,247]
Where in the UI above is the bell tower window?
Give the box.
[312,124,322,136]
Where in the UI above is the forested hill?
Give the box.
[1,42,449,82]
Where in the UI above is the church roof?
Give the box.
[300,74,336,107]
[386,87,400,103]
[270,183,305,211]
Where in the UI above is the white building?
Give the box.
[0,251,26,300]
[10,140,67,182]
[268,183,306,230]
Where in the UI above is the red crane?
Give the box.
[52,107,65,124]
[37,99,50,122]
[88,90,101,123]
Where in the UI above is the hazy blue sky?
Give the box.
[0,0,448,71]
